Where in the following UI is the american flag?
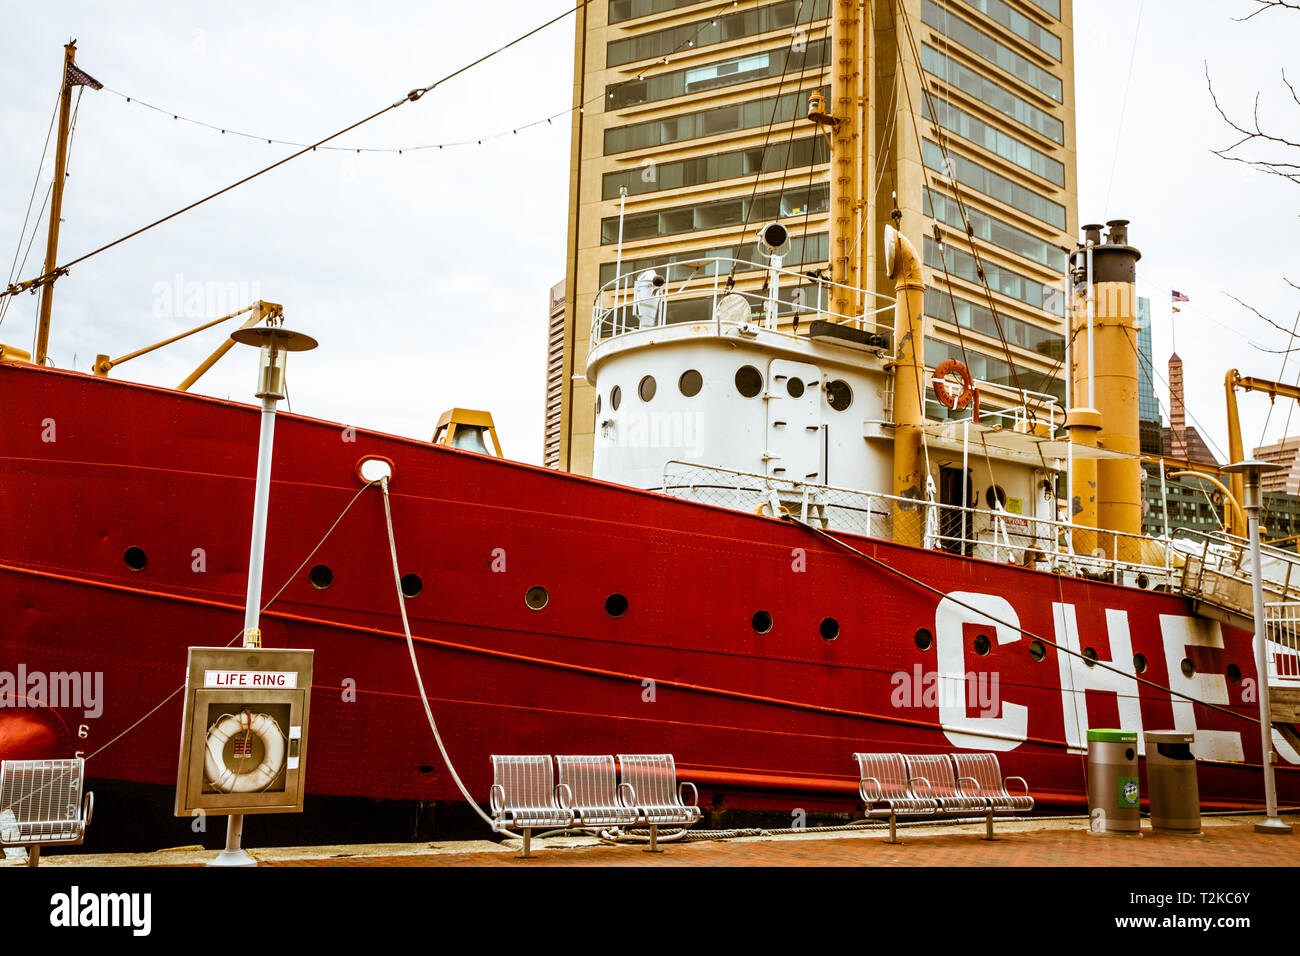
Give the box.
[65,62,102,91]
[1172,290,1189,313]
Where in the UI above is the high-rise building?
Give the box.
[555,0,1078,474]
[543,279,567,469]
[1135,295,1162,455]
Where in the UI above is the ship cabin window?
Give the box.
[123,546,147,572]
[786,377,805,398]
[611,385,622,411]
[915,628,934,651]
[400,573,423,599]
[973,633,991,657]
[1133,653,1148,674]
[1227,663,1242,684]
[309,564,334,590]
[735,365,763,398]
[1180,658,1195,678]
[639,375,657,402]
[1028,640,1045,662]
[525,586,550,611]
[819,617,839,641]
[1082,647,1098,668]
[826,379,852,411]
[679,369,703,397]
[752,610,773,634]
[595,394,602,416]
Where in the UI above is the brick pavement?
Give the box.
[258,821,1300,867]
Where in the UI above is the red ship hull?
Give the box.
[2,362,1297,822]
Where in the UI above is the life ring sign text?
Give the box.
[203,670,298,689]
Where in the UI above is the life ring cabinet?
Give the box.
[174,646,315,818]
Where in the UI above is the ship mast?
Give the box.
[34,41,79,367]
[808,0,872,321]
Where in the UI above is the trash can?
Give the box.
[1087,728,1140,834]
[1144,730,1200,833]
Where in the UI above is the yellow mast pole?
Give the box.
[34,42,78,367]
[810,0,866,322]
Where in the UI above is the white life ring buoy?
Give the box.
[204,711,286,793]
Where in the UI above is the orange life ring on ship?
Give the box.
[933,359,974,410]
[755,501,791,519]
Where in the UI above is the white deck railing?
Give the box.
[591,256,894,350]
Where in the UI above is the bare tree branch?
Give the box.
[1236,0,1300,22]
[1206,62,1300,184]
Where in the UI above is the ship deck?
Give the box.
[15,813,1300,867]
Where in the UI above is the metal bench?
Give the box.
[0,758,94,867]
[952,751,1034,839]
[488,755,573,859]
[854,752,936,843]
[616,753,702,852]
[556,754,639,828]
[854,752,1033,843]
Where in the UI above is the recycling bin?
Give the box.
[1087,728,1140,834]
[1144,730,1200,833]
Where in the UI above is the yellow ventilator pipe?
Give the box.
[886,224,926,547]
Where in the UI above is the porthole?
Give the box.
[985,485,1008,510]
[400,573,423,598]
[309,564,334,589]
[751,610,773,634]
[1181,658,1195,678]
[638,375,657,402]
[1082,647,1098,668]
[610,386,622,411]
[1133,653,1148,674]
[915,628,934,651]
[123,546,147,572]
[1227,663,1242,684]
[786,377,805,398]
[525,586,549,610]
[819,617,839,641]
[1029,640,1046,662]
[735,365,763,398]
[679,369,703,397]
[973,633,991,657]
[605,593,629,618]
[826,380,853,411]
[595,394,602,415]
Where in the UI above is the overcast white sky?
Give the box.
[1,0,1297,464]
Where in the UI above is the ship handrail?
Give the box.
[590,255,894,350]
[657,459,1180,585]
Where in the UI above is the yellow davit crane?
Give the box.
[1224,369,1300,537]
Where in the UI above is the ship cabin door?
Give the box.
[938,465,973,555]
[765,359,823,482]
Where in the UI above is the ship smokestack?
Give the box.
[1069,218,1143,559]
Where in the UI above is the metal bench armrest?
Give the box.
[555,782,574,811]
[908,775,934,798]
[859,775,884,803]
[489,783,506,815]
[956,775,982,797]
[1004,776,1030,797]
[618,782,638,806]
[678,781,698,807]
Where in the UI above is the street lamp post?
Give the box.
[1223,458,1293,835]
[209,324,318,867]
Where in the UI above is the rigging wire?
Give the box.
[727,0,820,285]
[0,90,61,328]
[1,0,595,303]
[893,2,1035,416]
